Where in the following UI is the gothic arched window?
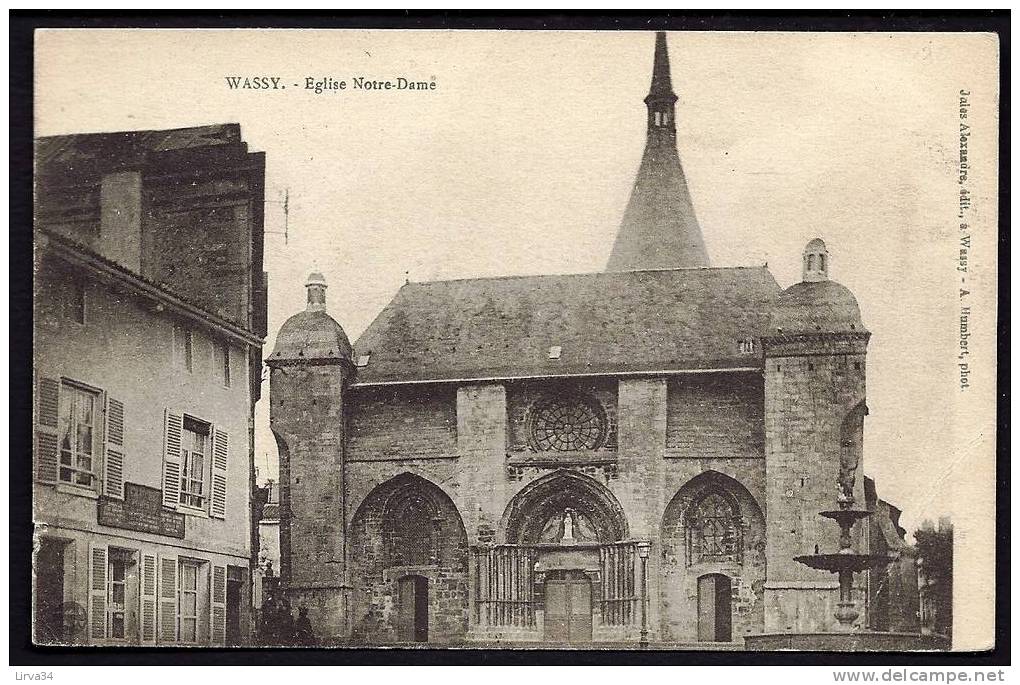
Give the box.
[687,492,741,564]
[384,489,441,566]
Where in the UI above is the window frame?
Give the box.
[173,324,194,374]
[179,417,210,512]
[213,340,231,388]
[59,277,86,325]
[687,491,743,565]
[57,379,101,490]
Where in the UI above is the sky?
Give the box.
[35,29,999,537]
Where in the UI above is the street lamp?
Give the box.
[636,540,650,649]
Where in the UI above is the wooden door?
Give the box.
[545,581,569,641]
[697,574,732,642]
[568,578,593,642]
[397,577,416,641]
[544,572,592,643]
[397,576,429,642]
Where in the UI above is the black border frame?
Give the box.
[9,10,1010,667]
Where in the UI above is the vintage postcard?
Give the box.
[28,26,999,656]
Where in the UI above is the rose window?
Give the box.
[529,395,607,451]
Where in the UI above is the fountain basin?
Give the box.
[794,553,894,573]
[819,509,873,526]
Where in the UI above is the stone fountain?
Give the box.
[745,451,949,651]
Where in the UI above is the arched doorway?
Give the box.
[349,473,468,644]
[478,471,632,643]
[660,471,765,643]
[697,573,732,642]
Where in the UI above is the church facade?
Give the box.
[268,33,895,646]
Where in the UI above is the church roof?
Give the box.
[352,267,780,385]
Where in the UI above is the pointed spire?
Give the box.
[606,31,710,272]
[646,31,676,103]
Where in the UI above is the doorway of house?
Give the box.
[697,573,733,642]
[397,575,429,642]
[543,570,593,643]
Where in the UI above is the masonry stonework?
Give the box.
[265,31,918,649]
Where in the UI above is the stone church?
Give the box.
[268,33,899,646]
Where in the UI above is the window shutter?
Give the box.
[162,410,183,509]
[103,396,125,499]
[157,555,178,644]
[210,428,228,519]
[140,553,158,644]
[88,545,108,643]
[210,565,227,645]
[35,377,60,483]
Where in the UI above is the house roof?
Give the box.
[352,266,781,385]
[39,228,264,347]
[35,123,246,171]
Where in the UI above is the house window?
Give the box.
[174,325,194,373]
[179,561,200,643]
[213,341,231,387]
[58,277,86,324]
[58,382,98,487]
[180,417,209,510]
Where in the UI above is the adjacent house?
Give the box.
[32,124,268,646]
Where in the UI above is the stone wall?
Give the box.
[269,363,348,593]
[762,334,869,633]
[347,385,458,461]
[272,364,843,645]
[666,374,764,460]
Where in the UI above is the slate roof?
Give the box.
[271,309,353,363]
[606,32,710,272]
[352,267,781,385]
[769,280,867,335]
[35,123,247,172]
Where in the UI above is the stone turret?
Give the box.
[606,31,710,272]
[762,240,871,633]
[267,272,354,641]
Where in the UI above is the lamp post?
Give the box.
[636,540,650,649]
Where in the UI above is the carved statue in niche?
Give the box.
[837,402,868,508]
[538,508,599,544]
